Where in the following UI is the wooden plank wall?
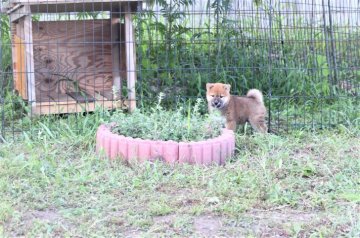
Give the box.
[32,20,126,102]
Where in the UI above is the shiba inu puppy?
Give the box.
[206,83,267,133]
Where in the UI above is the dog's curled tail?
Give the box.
[247,89,264,103]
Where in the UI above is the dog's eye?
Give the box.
[211,95,215,97]
[220,96,224,98]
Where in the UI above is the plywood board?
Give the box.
[32,20,127,102]
[67,91,96,103]
[96,90,115,100]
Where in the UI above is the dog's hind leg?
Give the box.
[249,115,268,133]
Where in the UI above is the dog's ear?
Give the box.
[206,83,214,91]
[224,84,231,92]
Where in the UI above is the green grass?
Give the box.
[0,119,359,237]
[0,1,359,235]
[110,96,224,142]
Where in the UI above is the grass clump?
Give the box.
[110,93,224,142]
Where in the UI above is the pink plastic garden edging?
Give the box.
[96,124,235,165]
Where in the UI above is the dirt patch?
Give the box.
[153,214,176,225]
[5,209,68,237]
[234,208,319,237]
[193,215,222,237]
[20,209,64,226]
[30,210,62,222]
[121,229,145,238]
[247,208,317,223]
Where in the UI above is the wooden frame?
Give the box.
[6,1,140,14]
[10,0,139,4]
[7,0,140,115]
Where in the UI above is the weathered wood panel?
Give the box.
[32,20,126,102]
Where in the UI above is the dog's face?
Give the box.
[206,83,231,109]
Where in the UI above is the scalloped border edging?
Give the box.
[96,124,235,165]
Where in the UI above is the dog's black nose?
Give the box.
[212,99,222,108]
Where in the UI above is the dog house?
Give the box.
[5,0,140,115]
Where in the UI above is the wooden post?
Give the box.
[23,6,36,112]
[9,6,28,100]
[13,34,27,99]
[124,4,136,111]
[111,7,122,101]
[11,22,28,100]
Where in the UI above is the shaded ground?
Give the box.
[0,130,359,237]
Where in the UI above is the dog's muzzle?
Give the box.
[211,98,223,109]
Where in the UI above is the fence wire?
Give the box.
[0,0,359,140]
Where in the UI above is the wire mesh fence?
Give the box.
[0,0,359,141]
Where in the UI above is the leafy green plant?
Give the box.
[110,93,224,142]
